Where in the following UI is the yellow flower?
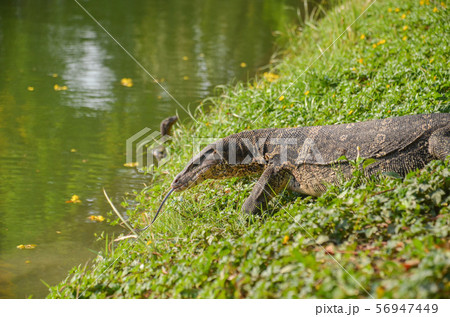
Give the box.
[433,76,437,80]
[360,34,365,40]
[240,62,247,68]
[377,39,386,45]
[304,90,310,95]
[124,162,138,167]
[290,103,294,108]
[263,72,280,82]
[395,8,400,12]
[403,25,408,31]
[17,244,37,250]
[120,78,133,87]
[402,36,407,41]
[401,14,406,19]
[279,95,285,101]
[54,84,68,91]
[25,260,31,264]
[372,43,377,48]
[282,235,289,245]
[183,76,189,80]
[386,84,390,88]
[433,7,438,12]
[358,58,363,64]
[348,110,353,115]
[27,86,34,91]
[352,67,356,71]
[70,148,77,152]
[182,56,189,61]
[66,195,81,203]
[332,94,336,98]
[52,73,58,78]
[376,286,385,298]
[430,58,434,63]
[419,0,424,5]
[388,8,392,12]
[442,2,447,8]
[88,215,105,222]
[146,240,152,245]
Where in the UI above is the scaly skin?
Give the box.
[170,113,450,215]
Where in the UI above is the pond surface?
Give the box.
[0,0,306,298]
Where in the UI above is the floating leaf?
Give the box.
[124,162,138,167]
[27,86,34,91]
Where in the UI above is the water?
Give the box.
[0,0,305,298]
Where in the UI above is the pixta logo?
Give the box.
[126,128,172,172]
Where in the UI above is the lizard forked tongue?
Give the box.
[151,188,176,224]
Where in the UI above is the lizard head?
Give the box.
[160,115,178,136]
[151,130,271,223]
[171,131,269,191]
[171,142,227,191]
[150,141,227,225]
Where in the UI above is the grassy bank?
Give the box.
[48,0,449,298]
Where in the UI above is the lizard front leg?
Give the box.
[242,165,290,215]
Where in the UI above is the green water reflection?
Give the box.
[0,0,303,298]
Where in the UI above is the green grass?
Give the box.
[48,0,449,298]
